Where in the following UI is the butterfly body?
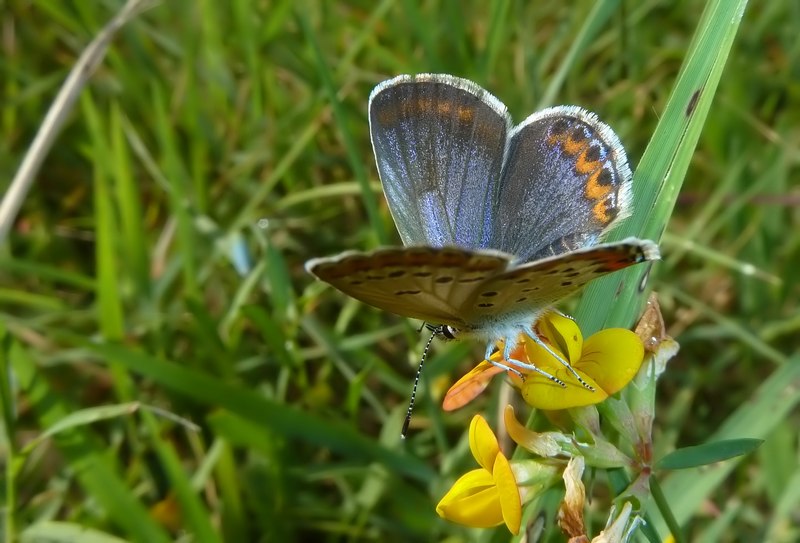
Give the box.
[306,73,659,383]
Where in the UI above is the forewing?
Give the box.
[306,246,514,327]
[462,238,660,322]
[369,74,512,248]
[490,106,633,262]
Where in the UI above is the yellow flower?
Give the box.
[436,415,522,534]
[443,313,644,411]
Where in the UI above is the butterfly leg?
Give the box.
[486,340,567,387]
[484,343,527,380]
[522,327,595,391]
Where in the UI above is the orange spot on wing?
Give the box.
[575,149,602,175]
[563,135,588,156]
[585,169,612,200]
[415,97,433,113]
[592,200,611,224]
[457,105,475,122]
[548,127,590,156]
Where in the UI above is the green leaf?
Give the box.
[657,438,764,470]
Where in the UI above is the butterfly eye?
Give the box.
[441,325,459,340]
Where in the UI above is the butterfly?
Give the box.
[306,73,659,390]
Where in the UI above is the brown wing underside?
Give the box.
[306,246,513,326]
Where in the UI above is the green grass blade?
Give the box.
[10,337,170,542]
[82,93,135,402]
[538,0,622,108]
[575,0,750,334]
[110,103,150,297]
[297,12,387,246]
[80,337,436,482]
[20,521,129,543]
[21,403,140,455]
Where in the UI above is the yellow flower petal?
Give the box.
[451,314,645,412]
[579,329,644,395]
[511,315,644,409]
[493,451,522,535]
[503,405,563,457]
[537,313,583,364]
[516,327,608,409]
[469,415,500,472]
[436,469,504,528]
[519,334,561,371]
[520,371,607,410]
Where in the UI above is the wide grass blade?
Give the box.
[575,0,750,334]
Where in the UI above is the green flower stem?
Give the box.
[650,476,686,543]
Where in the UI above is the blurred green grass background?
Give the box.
[1,1,798,542]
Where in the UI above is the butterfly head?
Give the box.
[425,322,459,341]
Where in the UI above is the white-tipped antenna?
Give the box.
[401,326,441,439]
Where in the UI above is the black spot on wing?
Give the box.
[585,144,601,162]
[596,168,613,186]
[458,276,487,283]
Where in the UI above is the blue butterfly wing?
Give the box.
[369,74,512,248]
[490,106,633,262]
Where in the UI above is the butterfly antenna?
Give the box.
[401,326,440,439]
